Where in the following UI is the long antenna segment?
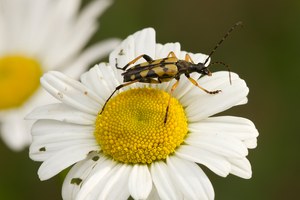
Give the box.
[204,21,243,65]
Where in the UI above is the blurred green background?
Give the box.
[1,0,299,199]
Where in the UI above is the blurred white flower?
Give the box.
[28,28,258,199]
[0,0,120,151]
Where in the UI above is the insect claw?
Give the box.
[100,106,105,114]
[209,89,221,94]
[164,117,167,124]
[197,74,204,80]
[164,108,169,124]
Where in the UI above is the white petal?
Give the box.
[0,111,32,151]
[80,63,120,105]
[0,13,5,53]
[30,120,95,161]
[188,116,259,147]
[39,0,112,68]
[0,0,26,51]
[171,73,198,100]
[185,133,248,158]
[109,28,156,78]
[21,0,54,54]
[78,161,131,200]
[44,24,97,69]
[0,87,57,151]
[128,165,152,200]
[133,27,156,57]
[150,161,182,200]
[30,119,93,137]
[236,98,248,106]
[109,35,135,83]
[76,156,116,199]
[146,185,160,200]
[26,103,95,125]
[34,0,82,60]
[40,0,80,26]
[62,151,100,200]
[31,141,97,163]
[155,42,181,59]
[62,39,120,79]
[229,157,252,179]
[55,0,81,20]
[37,144,98,180]
[77,0,113,26]
[41,71,101,115]
[175,145,231,177]
[97,164,131,200]
[183,72,249,121]
[30,135,96,162]
[244,138,258,149]
[167,156,214,200]
[19,86,59,113]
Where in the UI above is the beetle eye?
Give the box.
[203,68,212,76]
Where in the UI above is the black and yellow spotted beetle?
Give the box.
[101,22,243,123]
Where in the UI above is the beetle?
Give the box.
[100,21,243,123]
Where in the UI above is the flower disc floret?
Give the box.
[94,88,188,164]
[0,55,42,109]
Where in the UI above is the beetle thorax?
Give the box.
[176,60,193,73]
[194,63,206,72]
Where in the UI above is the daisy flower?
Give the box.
[28,28,258,199]
[0,0,120,151]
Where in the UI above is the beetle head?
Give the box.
[194,63,212,80]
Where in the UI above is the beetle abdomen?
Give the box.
[123,63,178,82]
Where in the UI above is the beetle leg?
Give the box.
[158,77,173,83]
[209,61,232,85]
[186,74,221,94]
[138,78,161,84]
[164,77,180,124]
[185,54,195,64]
[166,51,178,59]
[117,54,154,70]
[100,80,139,114]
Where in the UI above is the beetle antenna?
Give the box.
[209,61,232,85]
[203,21,243,66]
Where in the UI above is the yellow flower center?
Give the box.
[94,88,188,164]
[0,55,42,109]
